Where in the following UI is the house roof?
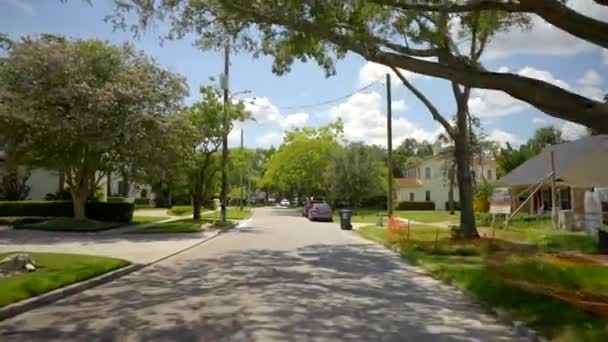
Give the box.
[396,178,423,187]
[499,135,608,188]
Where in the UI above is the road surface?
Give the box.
[1,207,529,341]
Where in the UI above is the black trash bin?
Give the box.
[339,209,353,230]
[599,229,608,254]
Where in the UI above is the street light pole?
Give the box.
[220,42,230,224]
[239,128,244,211]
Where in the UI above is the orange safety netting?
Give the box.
[386,215,410,243]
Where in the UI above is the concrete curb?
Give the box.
[0,263,144,321]
[0,221,237,322]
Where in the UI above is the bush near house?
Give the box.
[444,201,461,211]
[0,201,134,222]
[107,197,129,203]
[133,198,151,205]
[396,201,435,211]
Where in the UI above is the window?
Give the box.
[559,188,571,210]
[417,168,420,178]
[487,169,493,180]
[425,167,431,179]
[425,190,431,201]
[409,192,415,201]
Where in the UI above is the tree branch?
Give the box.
[375,0,608,49]
[391,66,455,137]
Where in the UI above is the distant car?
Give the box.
[303,198,323,217]
[280,199,290,207]
[308,202,333,221]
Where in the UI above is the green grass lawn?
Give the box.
[203,207,251,220]
[0,252,129,307]
[15,218,120,232]
[358,225,608,341]
[331,208,386,224]
[166,205,193,216]
[395,210,460,223]
[134,218,209,233]
[129,216,167,225]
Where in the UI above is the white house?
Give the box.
[396,156,497,210]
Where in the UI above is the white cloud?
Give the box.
[485,1,608,59]
[256,132,283,147]
[279,112,309,129]
[577,70,602,87]
[244,97,310,128]
[532,117,548,125]
[576,70,604,101]
[488,129,520,147]
[4,0,34,16]
[358,61,428,86]
[244,97,282,123]
[330,91,441,146]
[561,121,589,141]
[469,66,570,118]
[603,50,608,65]
[392,99,408,112]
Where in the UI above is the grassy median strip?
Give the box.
[135,218,209,233]
[0,252,129,307]
[15,218,120,232]
[129,216,167,225]
[358,225,608,341]
[203,207,251,220]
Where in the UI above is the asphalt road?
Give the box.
[1,207,529,341]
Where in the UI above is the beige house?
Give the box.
[396,156,497,210]
[499,135,608,227]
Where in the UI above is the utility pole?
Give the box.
[220,42,230,224]
[386,73,393,218]
[550,150,557,229]
[239,128,244,211]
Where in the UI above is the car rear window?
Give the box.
[312,203,330,209]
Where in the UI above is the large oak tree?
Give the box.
[109,0,608,132]
[0,36,186,219]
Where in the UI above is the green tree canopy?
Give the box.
[0,36,187,219]
[110,0,608,132]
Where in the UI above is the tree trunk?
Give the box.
[192,169,202,220]
[454,116,478,238]
[106,173,112,197]
[448,166,455,215]
[58,170,65,192]
[120,173,129,197]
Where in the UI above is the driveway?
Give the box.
[0,227,213,264]
[0,207,529,341]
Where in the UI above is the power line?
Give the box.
[245,80,382,111]
[277,80,381,110]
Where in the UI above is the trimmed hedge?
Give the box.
[0,201,134,222]
[107,197,128,203]
[396,201,435,211]
[445,201,461,211]
[134,198,150,205]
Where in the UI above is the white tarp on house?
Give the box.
[500,135,608,188]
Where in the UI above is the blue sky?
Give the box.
[1,0,607,148]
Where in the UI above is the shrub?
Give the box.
[360,195,387,209]
[0,201,133,222]
[134,197,150,205]
[45,189,72,201]
[107,197,128,203]
[444,201,461,211]
[396,201,435,211]
[86,202,134,222]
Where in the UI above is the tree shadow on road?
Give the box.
[1,242,525,341]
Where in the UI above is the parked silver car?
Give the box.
[308,202,333,221]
